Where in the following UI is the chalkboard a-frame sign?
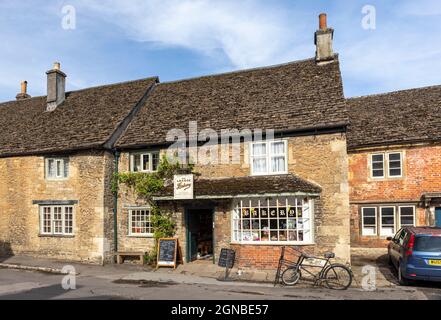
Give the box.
[156,238,182,269]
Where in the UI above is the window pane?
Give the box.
[389,168,402,177]
[271,156,285,173]
[372,162,384,170]
[47,159,55,178]
[271,142,285,155]
[389,161,401,169]
[56,160,62,177]
[372,169,384,177]
[63,159,69,178]
[389,153,401,161]
[253,158,267,173]
[372,154,384,162]
[252,143,266,156]
[142,154,150,171]
[132,154,141,172]
[152,153,160,171]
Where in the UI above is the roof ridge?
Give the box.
[157,56,339,86]
[347,83,441,101]
[0,76,159,106]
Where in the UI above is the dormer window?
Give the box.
[45,157,69,180]
[130,151,160,172]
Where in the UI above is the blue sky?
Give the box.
[0,0,440,102]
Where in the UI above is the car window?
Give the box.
[398,230,407,246]
[414,236,441,252]
[393,228,403,241]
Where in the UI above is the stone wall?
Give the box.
[349,144,441,247]
[0,150,113,264]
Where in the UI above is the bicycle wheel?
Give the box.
[323,264,352,290]
[281,267,301,286]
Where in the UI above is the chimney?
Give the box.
[46,62,66,111]
[16,81,31,100]
[315,13,335,64]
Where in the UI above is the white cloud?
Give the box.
[77,0,309,69]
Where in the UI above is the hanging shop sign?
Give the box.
[174,174,194,200]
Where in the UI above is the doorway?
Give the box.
[186,209,214,263]
[436,208,441,227]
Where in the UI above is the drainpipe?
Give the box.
[113,151,120,258]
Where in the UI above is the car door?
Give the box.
[390,229,405,267]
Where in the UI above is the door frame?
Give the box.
[185,206,216,264]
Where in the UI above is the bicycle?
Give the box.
[280,247,353,290]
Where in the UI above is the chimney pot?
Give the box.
[16,80,31,100]
[319,13,327,30]
[53,62,61,70]
[315,13,334,64]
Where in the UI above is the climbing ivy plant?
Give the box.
[113,155,194,262]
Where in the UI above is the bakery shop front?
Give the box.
[153,174,322,269]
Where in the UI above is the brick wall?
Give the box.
[349,144,441,247]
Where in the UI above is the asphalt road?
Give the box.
[0,268,440,300]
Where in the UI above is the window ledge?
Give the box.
[127,235,154,239]
[38,234,75,238]
[230,241,315,246]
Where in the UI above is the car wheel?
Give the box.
[398,264,409,286]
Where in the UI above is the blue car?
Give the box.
[387,227,441,285]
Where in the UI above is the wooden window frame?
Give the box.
[130,151,160,173]
[39,205,75,236]
[250,140,288,176]
[361,207,378,236]
[45,157,69,180]
[128,208,153,237]
[370,152,403,179]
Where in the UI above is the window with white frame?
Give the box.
[399,206,415,228]
[370,152,403,179]
[130,152,160,172]
[251,141,287,175]
[380,207,396,236]
[232,197,313,244]
[45,158,69,180]
[361,207,377,236]
[129,209,153,236]
[40,206,74,236]
[361,205,416,237]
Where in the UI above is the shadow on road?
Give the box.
[0,241,13,263]
[0,284,124,300]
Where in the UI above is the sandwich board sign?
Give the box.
[174,174,194,200]
[156,238,183,269]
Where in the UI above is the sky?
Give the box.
[0,0,440,102]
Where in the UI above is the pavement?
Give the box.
[0,253,440,300]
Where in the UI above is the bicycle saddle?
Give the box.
[324,252,335,259]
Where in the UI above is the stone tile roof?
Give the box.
[155,174,322,199]
[117,57,347,148]
[0,77,158,157]
[347,85,441,150]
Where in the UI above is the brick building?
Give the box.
[348,86,441,248]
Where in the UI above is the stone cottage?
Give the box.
[0,62,158,263]
[348,85,441,248]
[114,15,351,268]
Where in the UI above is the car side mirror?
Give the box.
[386,237,393,241]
